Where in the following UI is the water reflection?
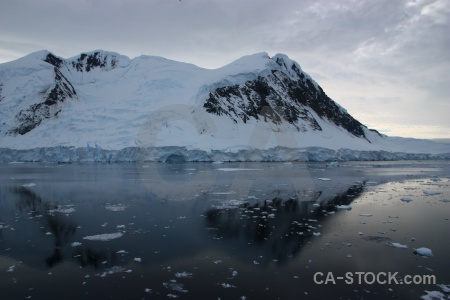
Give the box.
[11,186,77,267]
[7,186,123,270]
[204,183,365,264]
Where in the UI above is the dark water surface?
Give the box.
[0,161,449,299]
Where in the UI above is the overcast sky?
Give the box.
[1,0,449,139]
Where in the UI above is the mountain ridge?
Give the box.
[0,50,448,162]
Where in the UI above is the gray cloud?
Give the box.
[0,0,448,138]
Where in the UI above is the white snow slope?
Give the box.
[0,50,448,162]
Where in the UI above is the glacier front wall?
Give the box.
[0,146,448,163]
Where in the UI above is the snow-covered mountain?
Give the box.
[0,50,448,162]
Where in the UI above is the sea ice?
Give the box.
[326,162,339,168]
[420,290,445,300]
[211,192,235,195]
[219,282,236,288]
[414,247,433,257]
[48,205,76,214]
[99,266,130,277]
[336,205,352,210]
[387,242,408,249]
[216,168,262,172]
[318,178,331,181]
[175,272,192,278]
[163,280,188,293]
[213,199,248,209]
[22,183,36,187]
[105,204,128,211]
[423,190,442,196]
[83,232,123,241]
[71,242,82,247]
[437,284,450,293]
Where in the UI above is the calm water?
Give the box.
[0,161,449,299]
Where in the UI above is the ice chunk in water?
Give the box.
[414,247,433,257]
[83,232,123,241]
[175,271,192,278]
[423,190,442,196]
[336,205,352,210]
[105,204,128,211]
[163,280,188,293]
[420,290,445,300]
[387,242,408,249]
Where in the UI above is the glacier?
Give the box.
[0,50,449,162]
[0,145,448,163]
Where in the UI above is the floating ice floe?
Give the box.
[420,290,446,300]
[414,247,433,257]
[105,204,128,211]
[387,242,408,249]
[99,266,132,277]
[437,284,450,293]
[211,192,235,195]
[175,272,192,278]
[213,199,248,209]
[22,183,36,187]
[212,161,224,164]
[326,161,339,168]
[336,205,352,210]
[230,269,238,278]
[134,257,142,263]
[163,280,188,293]
[83,232,123,241]
[48,205,76,214]
[219,282,236,288]
[423,190,442,196]
[216,168,261,172]
[71,242,82,247]
[318,178,331,181]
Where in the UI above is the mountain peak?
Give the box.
[3,50,445,162]
[66,50,131,73]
